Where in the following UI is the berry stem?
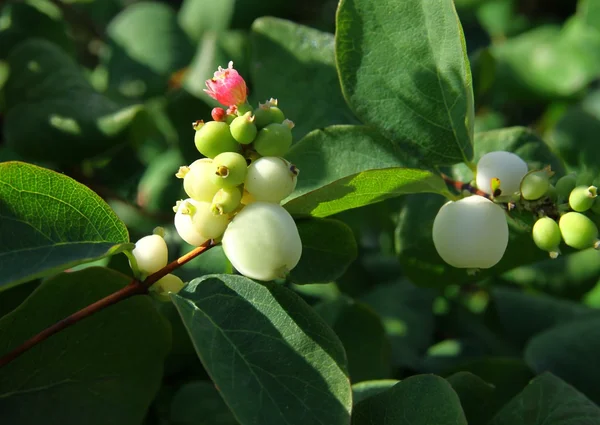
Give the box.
[0,241,217,369]
[440,173,491,200]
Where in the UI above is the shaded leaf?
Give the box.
[446,372,496,425]
[170,381,238,425]
[352,380,399,405]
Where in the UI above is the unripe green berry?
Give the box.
[569,185,598,212]
[532,217,561,258]
[149,274,185,302]
[559,212,600,250]
[222,202,302,281]
[230,111,257,144]
[210,152,248,188]
[211,186,242,215]
[194,121,239,158]
[179,159,220,202]
[555,174,577,201]
[174,199,231,246]
[520,169,551,200]
[253,121,293,157]
[253,105,272,129]
[131,234,168,275]
[576,170,596,187]
[268,106,285,124]
[476,151,528,196]
[546,184,558,202]
[245,157,298,203]
[432,195,509,269]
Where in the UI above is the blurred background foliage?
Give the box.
[3,0,600,423]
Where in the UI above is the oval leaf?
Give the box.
[336,0,474,165]
[171,274,352,425]
[0,161,131,289]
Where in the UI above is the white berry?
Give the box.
[476,151,528,196]
[244,157,298,203]
[149,274,185,302]
[222,202,302,281]
[131,234,168,275]
[182,159,220,202]
[174,198,230,246]
[432,195,509,269]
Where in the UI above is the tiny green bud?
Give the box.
[149,274,185,302]
[555,174,577,200]
[194,121,239,158]
[559,212,600,250]
[253,122,293,157]
[532,217,561,258]
[211,186,242,215]
[520,169,552,200]
[569,185,598,212]
[230,111,258,144]
[210,152,248,188]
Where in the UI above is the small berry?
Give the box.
[253,121,294,157]
[178,159,220,202]
[131,233,168,275]
[245,157,298,203]
[204,61,248,107]
[432,195,509,269]
[174,199,230,246]
[576,170,596,187]
[253,99,286,128]
[532,217,561,258]
[149,274,185,302]
[559,212,600,250]
[194,121,239,159]
[569,185,598,212]
[211,107,226,122]
[555,173,577,200]
[476,151,528,196]
[230,111,258,144]
[222,202,302,281]
[520,169,551,200]
[211,186,242,215]
[210,152,248,188]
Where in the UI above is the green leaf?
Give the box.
[315,296,392,383]
[171,274,352,425]
[104,2,195,100]
[137,148,186,214]
[250,17,358,140]
[351,375,467,424]
[352,380,399,405]
[360,280,436,370]
[290,218,358,284]
[4,39,142,163]
[525,316,600,404]
[0,161,131,289]
[446,372,496,425]
[170,381,238,425]
[489,373,600,425]
[336,0,474,165]
[178,0,234,42]
[580,0,600,30]
[0,267,171,425]
[284,126,448,218]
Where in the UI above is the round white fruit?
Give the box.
[222,202,302,281]
[174,198,230,246]
[432,195,509,269]
[149,274,185,302]
[183,159,220,202]
[244,157,298,203]
[476,151,528,196]
[131,234,168,275]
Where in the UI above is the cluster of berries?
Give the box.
[433,151,600,270]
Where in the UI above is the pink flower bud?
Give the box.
[211,107,227,122]
[204,61,248,107]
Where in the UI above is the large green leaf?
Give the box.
[351,380,399,405]
[489,373,600,425]
[290,218,358,284]
[250,17,358,140]
[178,0,234,42]
[170,381,238,425]
[0,267,171,425]
[336,0,474,165]
[171,274,352,425]
[0,162,131,289]
[3,39,142,163]
[351,375,467,424]
[284,126,448,218]
[446,372,496,425]
[525,316,600,404]
[315,296,392,383]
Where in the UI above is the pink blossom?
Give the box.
[204,61,248,107]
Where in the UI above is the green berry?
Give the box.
[131,234,168,275]
[532,217,561,258]
[555,174,576,201]
[253,122,293,157]
[179,159,220,202]
[576,170,596,186]
[149,274,185,302]
[210,152,248,188]
[520,170,551,200]
[268,106,285,124]
[546,184,558,202]
[174,199,231,246]
[194,121,239,158]
[559,212,599,250]
[245,157,298,203]
[569,185,598,212]
[230,111,257,144]
[253,105,272,129]
[211,186,242,215]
